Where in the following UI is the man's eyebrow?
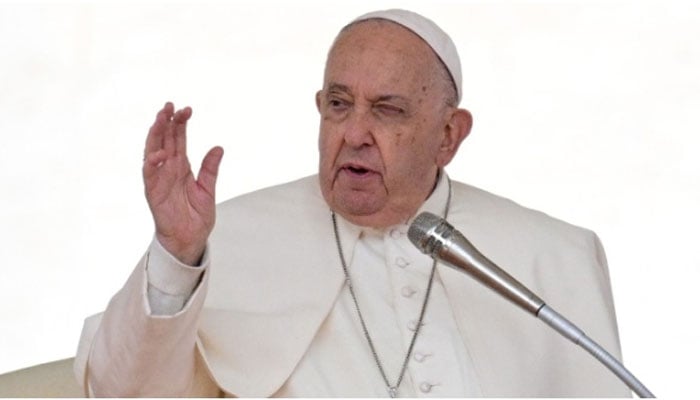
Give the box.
[326,83,411,104]
[376,94,410,104]
[327,83,351,94]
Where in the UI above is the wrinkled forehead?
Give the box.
[333,18,432,55]
[333,9,462,103]
[330,19,436,63]
[325,21,444,99]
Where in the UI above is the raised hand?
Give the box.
[142,102,224,265]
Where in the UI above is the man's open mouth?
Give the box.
[346,165,370,175]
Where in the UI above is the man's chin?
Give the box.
[331,197,411,229]
[335,196,382,218]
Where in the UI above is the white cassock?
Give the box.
[74,172,631,397]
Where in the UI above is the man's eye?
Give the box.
[376,104,405,116]
[328,98,351,112]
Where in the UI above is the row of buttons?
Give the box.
[389,226,441,395]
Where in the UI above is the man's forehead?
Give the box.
[345,9,462,103]
[325,23,440,92]
[335,19,430,51]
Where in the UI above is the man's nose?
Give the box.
[343,109,375,148]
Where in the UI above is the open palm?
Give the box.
[142,102,224,265]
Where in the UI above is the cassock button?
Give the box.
[413,352,431,362]
[401,286,417,298]
[407,319,424,332]
[419,382,436,393]
[395,257,410,268]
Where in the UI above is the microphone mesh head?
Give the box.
[408,212,445,254]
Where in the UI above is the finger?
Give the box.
[145,102,173,156]
[162,103,177,157]
[196,146,224,198]
[142,149,168,180]
[172,105,191,124]
[172,106,192,157]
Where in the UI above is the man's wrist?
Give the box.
[155,233,206,267]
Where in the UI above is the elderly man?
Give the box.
[75,9,630,397]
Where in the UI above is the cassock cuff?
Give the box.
[146,236,209,297]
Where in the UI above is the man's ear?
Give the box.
[436,108,473,167]
[315,90,323,113]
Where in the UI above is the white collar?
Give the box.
[333,170,451,264]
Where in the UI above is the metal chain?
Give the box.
[331,177,452,397]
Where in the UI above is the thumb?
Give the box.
[197,146,224,197]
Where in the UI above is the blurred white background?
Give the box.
[1,0,698,397]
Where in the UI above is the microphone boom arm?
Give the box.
[409,212,654,398]
[537,305,653,398]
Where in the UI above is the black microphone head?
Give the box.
[408,211,454,256]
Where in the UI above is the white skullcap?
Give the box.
[353,9,462,103]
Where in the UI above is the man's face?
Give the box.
[317,20,464,228]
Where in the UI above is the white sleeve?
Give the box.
[78,244,217,397]
[145,238,208,316]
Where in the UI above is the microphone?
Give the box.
[408,212,654,398]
